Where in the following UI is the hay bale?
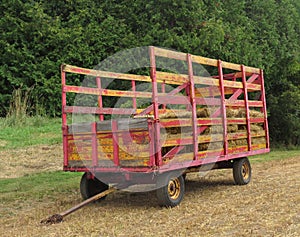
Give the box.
[201,126,211,135]
[227,124,238,133]
[238,124,264,132]
[238,109,264,118]
[226,109,239,118]
[198,143,209,151]
[251,124,264,132]
[160,111,192,119]
[209,142,223,149]
[252,137,266,145]
[228,140,236,147]
[165,127,181,134]
[211,125,223,134]
[235,139,248,146]
[250,110,264,118]
[196,108,210,118]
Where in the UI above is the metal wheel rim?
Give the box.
[168,178,181,200]
[242,163,250,180]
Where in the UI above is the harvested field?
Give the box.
[0,144,62,179]
[0,145,299,237]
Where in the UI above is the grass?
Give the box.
[0,171,81,213]
[0,171,80,196]
[0,149,299,204]
[250,149,300,163]
[0,116,62,150]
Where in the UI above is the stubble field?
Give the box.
[0,145,299,237]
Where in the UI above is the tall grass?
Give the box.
[0,87,62,149]
[4,87,33,127]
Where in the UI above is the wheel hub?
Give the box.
[168,178,181,200]
[242,163,250,180]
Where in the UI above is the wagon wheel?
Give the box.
[80,172,109,200]
[156,173,185,207]
[233,157,252,185]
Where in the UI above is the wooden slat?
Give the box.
[191,54,260,73]
[195,87,232,97]
[63,64,151,82]
[225,100,263,107]
[191,55,218,67]
[154,47,260,74]
[194,76,219,86]
[101,89,152,98]
[153,47,187,61]
[156,71,188,85]
[64,64,261,90]
[158,95,191,105]
[227,131,266,140]
[64,106,135,114]
[65,83,260,99]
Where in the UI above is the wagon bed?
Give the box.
[61,46,270,206]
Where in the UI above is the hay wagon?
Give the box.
[61,46,270,207]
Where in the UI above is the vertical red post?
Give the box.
[187,54,198,160]
[241,65,252,151]
[259,70,270,149]
[96,77,104,121]
[149,46,162,166]
[185,80,191,111]
[61,65,68,167]
[112,120,120,166]
[161,81,166,110]
[148,120,155,167]
[218,60,228,155]
[91,122,98,167]
[131,80,137,110]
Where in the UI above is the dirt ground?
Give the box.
[0,145,299,237]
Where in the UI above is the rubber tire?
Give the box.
[233,157,252,185]
[156,173,185,207]
[80,172,109,200]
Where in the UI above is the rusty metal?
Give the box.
[41,187,116,225]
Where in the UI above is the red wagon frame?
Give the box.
[61,47,269,175]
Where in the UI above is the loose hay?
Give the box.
[2,156,300,236]
[227,108,264,118]
[158,108,265,155]
[196,108,210,118]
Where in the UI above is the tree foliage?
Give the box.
[0,0,299,146]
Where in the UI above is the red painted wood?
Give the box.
[260,69,270,149]
[96,77,104,121]
[161,80,166,110]
[61,66,69,167]
[136,82,189,116]
[131,80,137,109]
[64,106,135,115]
[149,46,162,166]
[91,122,99,166]
[61,47,269,175]
[187,54,198,160]
[218,60,228,155]
[241,65,252,151]
[112,120,119,166]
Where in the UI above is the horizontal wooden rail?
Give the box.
[163,131,265,147]
[63,64,151,83]
[225,100,263,107]
[64,85,153,98]
[153,47,260,74]
[63,65,261,91]
[64,106,135,115]
[160,117,264,127]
